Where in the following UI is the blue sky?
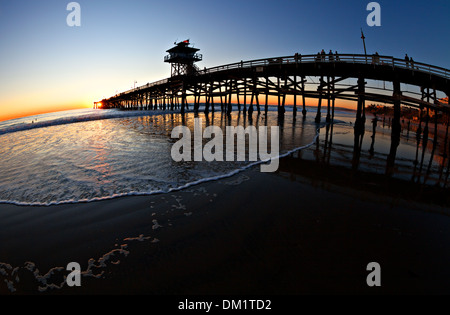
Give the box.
[0,0,449,120]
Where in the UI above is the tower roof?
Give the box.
[166,40,200,54]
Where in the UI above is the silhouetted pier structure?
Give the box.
[98,49,448,114]
[96,43,450,154]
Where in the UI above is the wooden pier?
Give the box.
[95,44,450,179]
[97,53,449,119]
[96,42,450,146]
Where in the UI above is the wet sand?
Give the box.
[1,154,450,295]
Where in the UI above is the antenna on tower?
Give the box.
[361,28,368,63]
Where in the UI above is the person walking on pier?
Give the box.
[372,52,380,65]
[410,57,415,69]
[335,51,340,61]
[405,54,410,68]
[328,50,334,62]
[321,49,326,62]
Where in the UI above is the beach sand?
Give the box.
[1,151,450,295]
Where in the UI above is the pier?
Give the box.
[96,42,450,139]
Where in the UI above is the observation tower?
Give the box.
[164,40,202,77]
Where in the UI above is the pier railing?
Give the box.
[202,54,450,79]
[119,54,450,96]
[164,53,203,62]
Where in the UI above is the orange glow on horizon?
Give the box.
[203,95,357,111]
[0,96,358,123]
[0,103,93,122]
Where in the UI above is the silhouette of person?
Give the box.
[321,49,326,62]
[372,114,379,134]
[374,52,380,64]
[405,54,410,68]
[329,50,334,62]
[369,114,378,156]
[335,51,340,61]
[410,57,415,69]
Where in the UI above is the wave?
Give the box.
[0,126,322,207]
[0,109,177,136]
[0,105,350,137]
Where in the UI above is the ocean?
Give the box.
[0,107,323,206]
[0,107,447,207]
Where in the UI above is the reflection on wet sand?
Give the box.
[277,108,450,207]
[183,106,449,202]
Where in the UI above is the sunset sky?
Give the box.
[0,0,449,121]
